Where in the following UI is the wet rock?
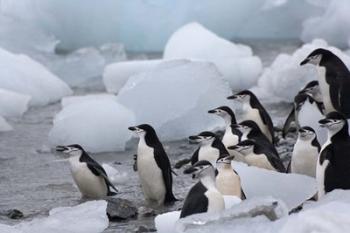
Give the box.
[0,209,24,219]
[137,206,156,217]
[133,226,156,233]
[106,198,137,221]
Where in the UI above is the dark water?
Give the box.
[0,39,300,232]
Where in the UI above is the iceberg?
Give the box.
[164,23,263,90]
[117,59,232,140]
[0,116,12,132]
[0,89,30,117]
[49,94,135,153]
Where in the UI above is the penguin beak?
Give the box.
[298,128,306,133]
[56,145,68,152]
[184,166,200,179]
[128,126,137,131]
[319,119,332,127]
[227,145,239,150]
[227,94,237,100]
[300,58,310,66]
[188,135,201,143]
[208,109,217,114]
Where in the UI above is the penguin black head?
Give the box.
[300,48,335,66]
[294,93,312,110]
[184,160,214,179]
[319,112,348,134]
[188,131,216,144]
[129,124,161,145]
[56,144,84,156]
[208,106,236,124]
[228,140,255,155]
[216,154,234,165]
[298,126,317,141]
[235,120,260,133]
[227,90,254,103]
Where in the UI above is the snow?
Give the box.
[103,59,162,93]
[117,59,232,140]
[252,39,350,102]
[0,89,30,117]
[0,47,72,106]
[49,95,135,153]
[0,201,108,233]
[301,0,350,49]
[233,161,317,211]
[164,23,263,90]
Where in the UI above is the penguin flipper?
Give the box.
[241,188,246,200]
[286,160,291,173]
[86,162,119,193]
[190,149,200,165]
[258,107,275,144]
[174,158,191,169]
[282,108,295,138]
[133,154,137,172]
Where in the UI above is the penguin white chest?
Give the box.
[245,153,275,171]
[216,168,242,198]
[291,140,318,177]
[69,156,107,198]
[316,139,331,199]
[137,142,166,204]
[222,127,239,148]
[204,187,225,213]
[198,146,220,166]
[317,66,336,114]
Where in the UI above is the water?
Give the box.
[0,39,299,232]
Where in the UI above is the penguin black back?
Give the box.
[180,182,208,218]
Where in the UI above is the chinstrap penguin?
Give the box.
[287,127,320,177]
[317,112,350,199]
[228,90,275,144]
[216,155,245,199]
[301,48,350,117]
[128,124,177,205]
[180,160,225,218]
[56,144,118,199]
[229,140,285,172]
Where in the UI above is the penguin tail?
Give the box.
[164,193,178,204]
[107,191,117,196]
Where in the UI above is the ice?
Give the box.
[232,161,317,211]
[0,47,72,106]
[103,59,162,93]
[155,195,242,233]
[252,39,350,102]
[49,95,135,153]
[117,59,232,140]
[301,0,350,49]
[0,89,30,117]
[164,23,262,90]
[102,163,128,184]
[0,116,12,132]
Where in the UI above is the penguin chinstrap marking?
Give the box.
[301,48,350,118]
[180,160,225,218]
[216,155,245,199]
[228,90,275,144]
[189,131,229,166]
[317,112,350,199]
[56,144,118,199]
[208,106,243,160]
[288,127,320,178]
[128,124,177,205]
[229,140,285,172]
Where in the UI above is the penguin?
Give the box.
[128,124,177,205]
[188,131,229,166]
[180,160,225,218]
[317,112,350,199]
[208,106,242,149]
[287,127,320,177]
[228,140,285,172]
[283,82,325,138]
[216,155,245,199]
[300,48,350,117]
[228,90,275,144]
[233,120,278,156]
[56,144,118,199]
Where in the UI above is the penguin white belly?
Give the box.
[298,101,327,144]
[243,109,271,142]
[198,146,220,166]
[216,169,242,198]
[316,139,331,199]
[291,140,318,177]
[222,127,239,148]
[317,66,336,114]
[245,153,276,171]
[69,157,107,198]
[137,145,166,204]
[205,190,225,213]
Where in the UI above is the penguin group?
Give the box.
[54,48,350,220]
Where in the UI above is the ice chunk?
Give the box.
[0,89,30,117]
[0,47,72,106]
[14,201,108,233]
[49,95,135,152]
[164,23,262,90]
[0,116,12,132]
[252,39,350,102]
[102,163,128,184]
[103,59,162,93]
[117,59,232,140]
[301,0,350,49]
[233,161,317,211]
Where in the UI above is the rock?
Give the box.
[106,198,137,221]
[0,209,24,219]
[133,225,156,233]
[137,206,156,217]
